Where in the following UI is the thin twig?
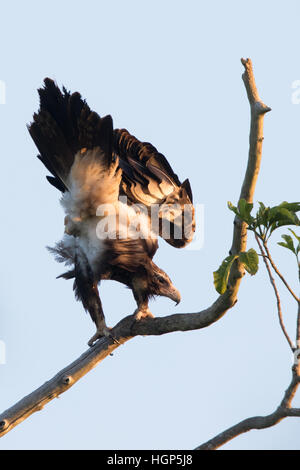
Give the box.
[256,234,295,351]
[196,370,300,450]
[297,301,300,347]
[263,241,300,303]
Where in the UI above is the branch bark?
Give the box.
[196,367,300,450]
[0,58,269,442]
[196,371,300,450]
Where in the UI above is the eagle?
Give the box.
[28,79,195,346]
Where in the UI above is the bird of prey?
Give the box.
[28,79,195,346]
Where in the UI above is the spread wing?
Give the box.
[114,129,195,248]
[28,79,121,219]
[29,78,195,248]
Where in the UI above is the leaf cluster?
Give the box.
[213,248,259,294]
[228,200,300,241]
[213,200,300,294]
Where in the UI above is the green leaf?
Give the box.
[258,202,266,211]
[238,199,254,224]
[213,255,238,295]
[277,234,296,254]
[269,208,299,235]
[288,228,300,243]
[267,202,300,235]
[288,229,300,255]
[228,201,238,216]
[228,200,254,226]
[278,201,300,213]
[269,207,297,224]
[256,202,270,228]
[238,248,259,275]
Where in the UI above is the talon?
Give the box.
[88,326,112,347]
[111,335,121,346]
[134,308,155,320]
[88,327,120,347]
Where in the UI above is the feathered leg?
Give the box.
[132,276,154,320]
[74,246,111,346]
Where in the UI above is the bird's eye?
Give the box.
[157,276,167,284]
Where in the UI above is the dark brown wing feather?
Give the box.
[29,79,195,248]
[28,78,114,191]
[113,129,195,248]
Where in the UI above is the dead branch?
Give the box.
[196,368,300,450]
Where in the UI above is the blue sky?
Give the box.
[0,0,300,450]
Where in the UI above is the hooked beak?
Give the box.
[167,287,181,306]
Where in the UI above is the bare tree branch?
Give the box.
[228,58,270,283]
[0,293,244,438]
[238,58,271,203]
[195,61,300,449]
[0,58,270,442]
[196,370,300,450]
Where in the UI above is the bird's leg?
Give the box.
[134,303,154,320]
[74,247,112,346]
[132,278,154,320]
[86,284,112,346]
[85,291,120,347]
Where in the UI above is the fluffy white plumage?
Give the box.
[60,148,157,274]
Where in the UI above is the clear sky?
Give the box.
[0,0,300,450]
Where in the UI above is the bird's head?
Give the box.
[149,263,181,305]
